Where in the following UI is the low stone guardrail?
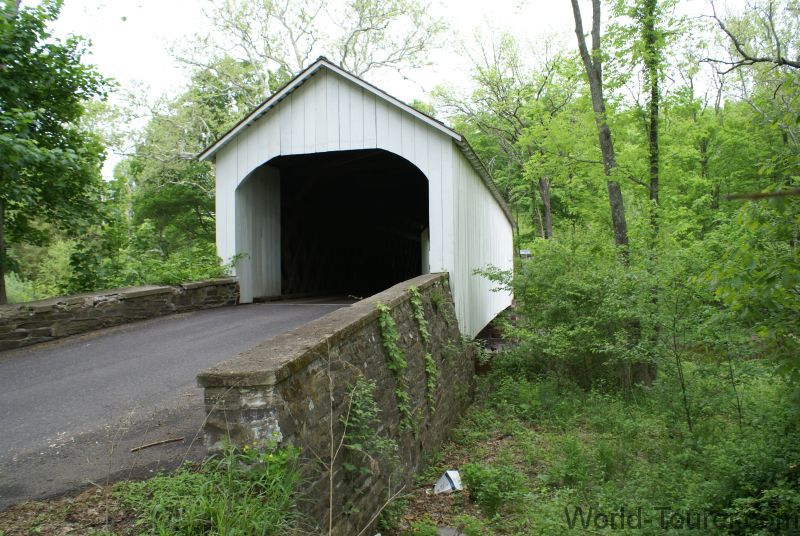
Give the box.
[198,273,476,535]
[0,278,239,351]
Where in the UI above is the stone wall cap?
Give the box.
[197,273,447,388]
[181,277,237,290]
[117,286,175,299]
[0,284,181,313]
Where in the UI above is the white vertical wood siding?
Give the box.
[450,148,514,336]
[215,67,512,336]
[235,165,280,303]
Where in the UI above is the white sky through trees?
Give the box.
[27,0,742,177]
[46,0,573,102]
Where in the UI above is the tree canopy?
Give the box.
[0,0,108,303]
[2,0,799,531]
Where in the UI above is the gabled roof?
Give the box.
[198,57,514,224]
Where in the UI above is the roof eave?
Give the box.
[454,138,515,227]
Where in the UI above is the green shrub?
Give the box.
[408,515,439,535]
[5,273,39,303]
[540,435,595,488]
[452,514,492,536]
[461,463,526,517]
[376,495,408,533]
[341,377,399,476]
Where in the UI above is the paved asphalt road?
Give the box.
[0,301,345,510]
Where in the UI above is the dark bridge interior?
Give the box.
[271,149,428,298]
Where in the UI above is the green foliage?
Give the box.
[461,462,526,518]
[452,514,491,536]
[409,286,438,412]
[341,377,398,477]
[114,442,301,534]
[9,237,75,298]
[0,0,109,301]
[423,352,437,411]
[441,339,461,363]
[706,198,800,391]
[482,232,659,388]
[408,515,439,535]
[430,290,444,312]
[376,495,409,533]
[408,286,431,345]
[4,273,37,303]
[376,302,413,431]
[422,355,800,534]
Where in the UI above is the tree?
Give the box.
[638,0,665,235]
[92,58,259,288]
[570,0,630,252]
[0,0,108,303]
[706,0,800,201]
[175,0,446,110]
[436,33,579,241]
[707,0,800,73]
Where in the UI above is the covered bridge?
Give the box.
[199,57,513,337]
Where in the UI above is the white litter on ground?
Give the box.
[433,470,463,494]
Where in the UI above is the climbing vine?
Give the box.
[340,377,399,477]
[409,286,438,413]
[423,352,437,410]
[376,302,413,431]
[409,286,430,345]
[429,286,455,327]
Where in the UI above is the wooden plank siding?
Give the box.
[214,66,513,336]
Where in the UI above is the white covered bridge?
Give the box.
[199,57,513,337]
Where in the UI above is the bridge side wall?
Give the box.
[197,273,475,535]
[450,145,514,337]
[0,278,239,351]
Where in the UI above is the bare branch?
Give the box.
[705,0,800,71]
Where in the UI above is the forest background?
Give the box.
[1,0,798,531]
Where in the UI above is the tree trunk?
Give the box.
[647,65,659,233]
[700,138,718,209]
[538,177,553,239]
[0,198,6,305]
[570,0,629,252]
[644,0,660,236]
[643,0,661,385]
[3,1,21,19]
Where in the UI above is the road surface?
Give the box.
[0,301,346,510]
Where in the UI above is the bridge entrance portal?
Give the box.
[235,149,429,301]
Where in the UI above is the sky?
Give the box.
[47,0,576,103]
[37,0,578,176]
[37,0,733,176]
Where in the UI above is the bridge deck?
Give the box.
[0,300,346,510]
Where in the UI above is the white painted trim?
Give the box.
[198,58,461,162]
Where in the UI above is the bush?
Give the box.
[408,515,439,535]
[461,463,526,517]
[482,232,658,389]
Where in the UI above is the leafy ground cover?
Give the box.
[387,351,800,535]
[0,443,301,536]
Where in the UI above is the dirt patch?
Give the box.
[387,433,515,534]
[0,485,137,535]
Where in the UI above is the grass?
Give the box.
[0,443,302,536]
[387,350,800,535]
[114,442,302,535]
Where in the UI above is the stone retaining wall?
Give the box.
[197,273,475,535]
[0,278,239,351]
